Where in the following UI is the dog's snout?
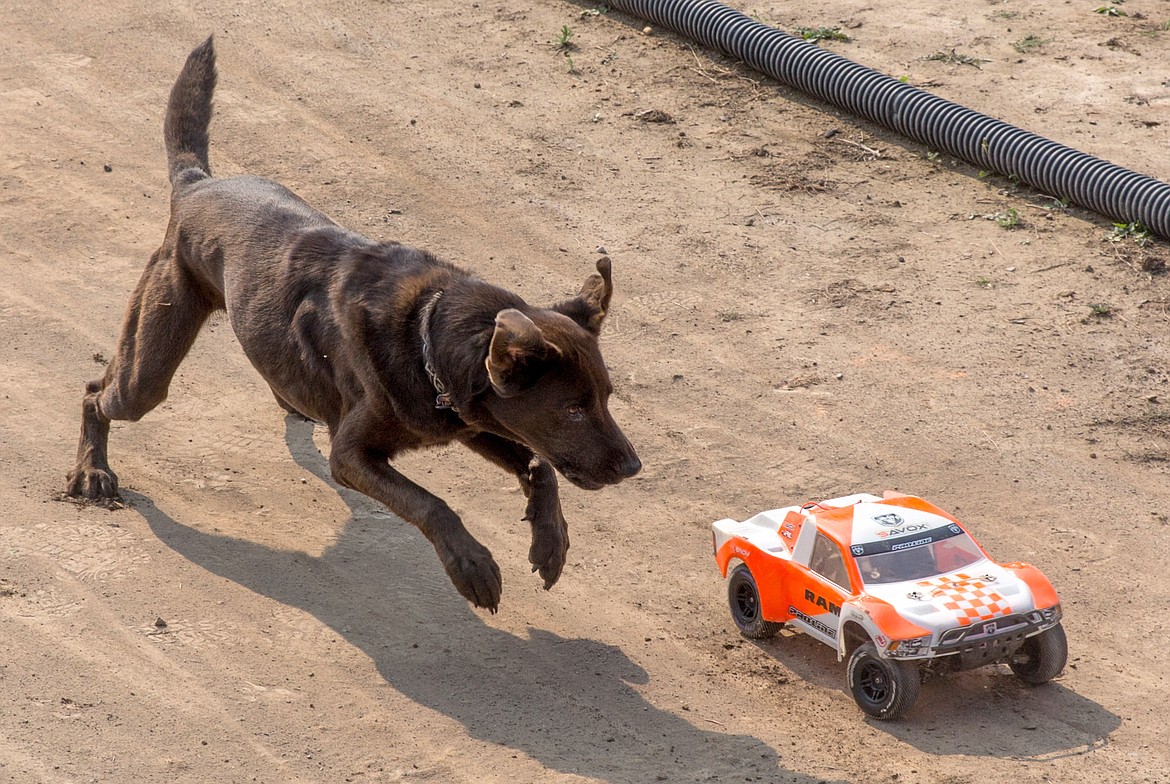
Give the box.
[618,450,641,479]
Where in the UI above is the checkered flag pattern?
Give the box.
[917,572,1013,627]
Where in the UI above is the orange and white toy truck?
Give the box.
[712,492,1066,720]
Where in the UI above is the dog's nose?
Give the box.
[618,452,642,478]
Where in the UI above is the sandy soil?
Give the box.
[3,0,1169,782]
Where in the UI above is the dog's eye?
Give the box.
[565,404,586,421]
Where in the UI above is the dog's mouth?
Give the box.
[544,442,640,491]
[556,458,640,490]
[560,470,607,491]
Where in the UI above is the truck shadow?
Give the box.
[748,632,1119,759]
[126,416,842,784]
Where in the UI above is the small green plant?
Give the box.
[556,24,578,73]
[1110,221,1152,245]
[718,310,747,323]
[926,49,990,68]
[978,170,991,179]
[557,25,575,49]
[926,151,941,163]
[1094,6,1127,16]
[993,208,1022,229]
[795,26,851,43]
[1088,302,1114,318]
[1047,196,1071,211]
[1013,35,1051,53]
[976,277,993,288]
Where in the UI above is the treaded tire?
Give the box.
[847,642,921,720]
[1009,622,1068,685]
[727,564,782,639]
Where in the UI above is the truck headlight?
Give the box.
[887,635,931,658]
[1029,603,1062,626]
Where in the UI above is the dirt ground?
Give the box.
[3,0,1169,781]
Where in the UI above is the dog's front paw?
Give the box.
[528,522,569,591]
[526,495,569,590]
[439,540,502,613]
[522,458,569,589]
[65,464,120,501]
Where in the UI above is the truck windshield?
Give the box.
[856,533,984,585]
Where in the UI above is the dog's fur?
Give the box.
[66,38,641,611]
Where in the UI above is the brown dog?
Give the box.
[66,38,640,612]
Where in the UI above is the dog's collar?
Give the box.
[419,291,458,413]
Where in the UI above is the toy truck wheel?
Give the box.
[847,643,920,720]
[727,564,782,640]
[1009,622,1068,685]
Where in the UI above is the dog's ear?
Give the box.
[486,309,562,397]
[553,256,613,335]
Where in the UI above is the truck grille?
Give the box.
[934,613,1040,668]
[938,613,1030,647]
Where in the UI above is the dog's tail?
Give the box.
[164,36,217,186]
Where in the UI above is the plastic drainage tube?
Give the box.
[602,0,1170,240]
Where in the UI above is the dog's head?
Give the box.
[481,258,640,489]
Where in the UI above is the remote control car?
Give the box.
[712,492,1066,720]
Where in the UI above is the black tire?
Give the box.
[727,564,782,639]
[1009,622,1068,685]
[847,642,921,720]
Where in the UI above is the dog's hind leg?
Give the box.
[66,248,220,500]
[460,433,569,591]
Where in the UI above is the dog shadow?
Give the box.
[748,629,1119,759]
[128,416,837,784]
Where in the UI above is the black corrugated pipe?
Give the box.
[601,0,1170,240]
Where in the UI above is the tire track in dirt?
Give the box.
[0,522,151,586]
